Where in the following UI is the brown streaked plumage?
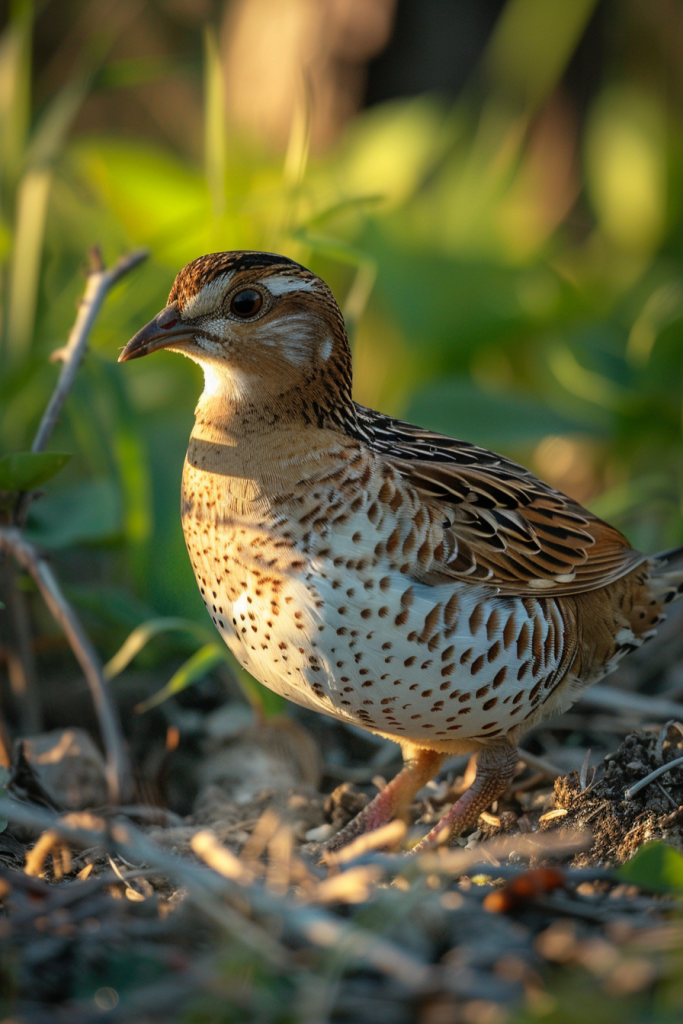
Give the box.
[120,250,683,852]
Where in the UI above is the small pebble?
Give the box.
[305,823,335,842]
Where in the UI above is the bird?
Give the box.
[119,250,683,852]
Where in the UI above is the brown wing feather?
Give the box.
[356,404,645,596]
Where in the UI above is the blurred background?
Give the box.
[2,0,683,797]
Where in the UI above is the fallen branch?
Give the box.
[0,527,132,803]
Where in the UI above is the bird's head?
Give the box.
[119,251,354,421]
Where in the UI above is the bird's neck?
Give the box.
[187,360,363,489]
[193,355,362,441]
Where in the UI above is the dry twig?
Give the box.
[624,755,683,800]
[1,247,147,802]
[0,527,133,802]
[655,720,683,763]
[517,748,563,778]
[19,247,148,498]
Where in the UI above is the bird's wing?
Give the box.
[357,405,645,596]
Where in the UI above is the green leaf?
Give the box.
[367,228,529,354]
[65,584,159,632]
[135,643,228,713]
[0,451,72,491]
[24,478,121,548]
[617,841,683,895]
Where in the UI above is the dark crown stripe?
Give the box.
[169,250,305,307]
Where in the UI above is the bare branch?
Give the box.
[12,248,148,529]
[1,247,147,793]
[31,248,148,456]
[0,527,133,803]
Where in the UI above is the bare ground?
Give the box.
[2,703,683,1024]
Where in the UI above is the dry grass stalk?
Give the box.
[191,830,256,885]
[241,807,282,861]
[325,819,407,865]
[624,755,683,799]
[411,828,591,877]
[107,855,145,901]
[538,809,569,823]
[314,865,384,903]
[24,830,59,877]
[266,824,293,895]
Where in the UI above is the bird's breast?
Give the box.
[180,453,583,744]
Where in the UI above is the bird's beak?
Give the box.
[118,303,193,362]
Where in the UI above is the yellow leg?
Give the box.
[324,745,445,854]
[412,743,518,852]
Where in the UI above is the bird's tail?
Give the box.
[649,545,683,604]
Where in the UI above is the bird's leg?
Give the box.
[411,743,518,852]
[324,746,446,854]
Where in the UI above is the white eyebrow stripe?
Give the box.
[262,275,316,296]
[182,272,235,318]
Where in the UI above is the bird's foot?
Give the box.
[410,743,518,854]
[322,748,445,856]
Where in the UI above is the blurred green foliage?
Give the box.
[3,6,683,1021]
[2,0,683,707]
[618,840,683,895]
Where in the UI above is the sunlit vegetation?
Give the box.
[3,0,683,1020]
[3,0,683,683]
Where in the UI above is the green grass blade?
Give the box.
[104,617,215,679]
[203,25,226,222]
[6,166,52,359]
[485,0,598,110]
[135,643,227,713]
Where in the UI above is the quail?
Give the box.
[120,251,683,851]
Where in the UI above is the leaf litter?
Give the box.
[3,691,683,1024]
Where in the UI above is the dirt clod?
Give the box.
[324,781,370,829]
[554,729,683,865]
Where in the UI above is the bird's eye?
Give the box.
[230,289,263,318]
